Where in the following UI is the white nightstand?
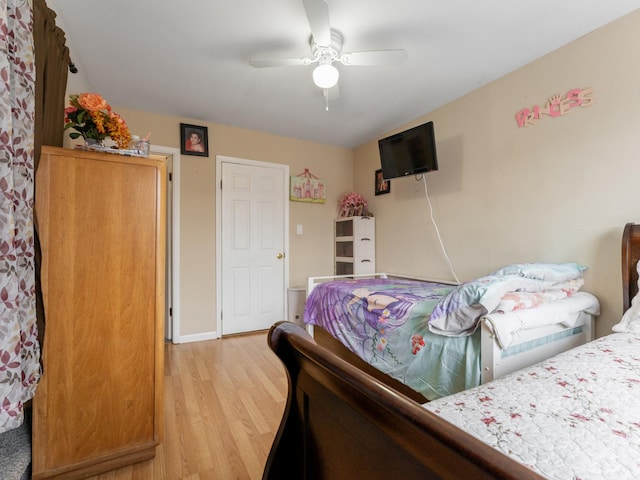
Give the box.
[287,287,307,326]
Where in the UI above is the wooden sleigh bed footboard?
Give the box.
[264,321,543,480]
[264,223,640,479]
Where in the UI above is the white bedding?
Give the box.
[424,332,640,479]
[482,291,600,349]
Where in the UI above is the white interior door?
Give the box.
[220,159,287,335]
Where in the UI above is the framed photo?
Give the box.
[180,123,209,157]
[375,169,390,195]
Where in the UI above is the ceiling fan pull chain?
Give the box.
[324,89,330,111]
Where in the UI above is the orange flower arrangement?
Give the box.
[64,93,131,149]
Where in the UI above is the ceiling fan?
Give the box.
[249,0,408,107]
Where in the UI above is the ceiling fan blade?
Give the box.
[340,49,408,66]
[303,0,331,46]
[249,57,313,68]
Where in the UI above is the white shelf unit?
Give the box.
[334,216,376,275]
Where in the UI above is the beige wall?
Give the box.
[114,107,353,336]
[354,10,640,337]
[62,61,352,337]
[72,108,352,338]
[60,10,639,338]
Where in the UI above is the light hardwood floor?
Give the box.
[86,331,287,480]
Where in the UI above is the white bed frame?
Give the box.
[479,311,593,383]
[305,273,595,387]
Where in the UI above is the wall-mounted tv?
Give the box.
[378,121,438,179]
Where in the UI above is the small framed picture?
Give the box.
[180,123,209,157]
[375,169,390,195]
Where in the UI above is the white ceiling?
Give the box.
[48,1,638,148]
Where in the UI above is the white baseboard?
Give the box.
[171,331,218,344]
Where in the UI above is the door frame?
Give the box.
[215,155,290,339]
[150,145,181,343]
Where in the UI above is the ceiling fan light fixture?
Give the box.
[312,63,339,89]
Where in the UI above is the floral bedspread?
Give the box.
[304,278,482,399]
[424,333,640,479]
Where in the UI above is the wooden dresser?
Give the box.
[32,146,166,479]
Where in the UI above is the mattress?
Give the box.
[424,333,640,479]
[304,276,598,400]
[304,277,476,399]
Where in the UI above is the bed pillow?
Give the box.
[429,275,551,336]
[613,260,640,333]
[493,278,584,313]
[490,262,587,284]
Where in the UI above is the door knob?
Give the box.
[276,253,284,259]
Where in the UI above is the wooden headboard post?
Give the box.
[622,223,640,312]
[264,321,543,480]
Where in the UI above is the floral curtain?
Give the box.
[0,0,41,434]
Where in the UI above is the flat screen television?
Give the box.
[378,121,438,179]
